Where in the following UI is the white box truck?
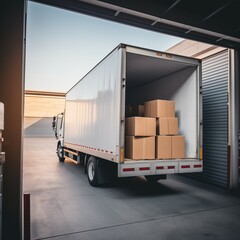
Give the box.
[52,44,203,186]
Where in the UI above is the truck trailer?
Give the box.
[52,44,203,186]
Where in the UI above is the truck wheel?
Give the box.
[87,156,99,187]
[145,175,166,183]
[57,143,65,162]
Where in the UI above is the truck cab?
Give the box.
[52,112,64,162]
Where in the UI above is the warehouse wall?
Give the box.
[24,91,65,137]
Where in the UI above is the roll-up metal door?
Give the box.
[201,50,229,188]
[186,50,229,188]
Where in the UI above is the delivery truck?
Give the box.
[52,44,203,187]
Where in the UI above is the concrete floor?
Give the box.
[24,138,240,240]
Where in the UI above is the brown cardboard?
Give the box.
[157,118,168,135]
[144,137,155,159]
[125,136,143,160]
[125,117,156,136]
[157,118,178,135]
[166,101,175,117]
[172,136,185,159]
[125,136,155,160]
[146,118,156,136]
[144,101,151,117]
[168,118,178,135]
[156,136,171,159]
[125,117,145,136]
[144,100,167,118]
[132,105,144,117]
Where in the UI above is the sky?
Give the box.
[25,2,183,93]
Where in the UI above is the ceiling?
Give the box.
[126,51,196,89]
[32,0,240,49]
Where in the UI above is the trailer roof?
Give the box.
[67,43,200,93]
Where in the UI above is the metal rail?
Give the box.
[0,102,5,240]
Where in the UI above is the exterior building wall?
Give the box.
[24,91,65,117]
[167,39,226,59]
[24,91,65,137]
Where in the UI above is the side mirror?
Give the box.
[52,116,56,130]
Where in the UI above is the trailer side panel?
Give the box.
[64,48,122,162]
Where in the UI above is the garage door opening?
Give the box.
[2,1,240,240]
[22,1,240,240]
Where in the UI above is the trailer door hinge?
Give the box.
[122,78,126,87]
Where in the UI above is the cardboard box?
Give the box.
[168,118,178,135]
[157,118,178,135]
[172,136,185,159]
[157,118,168,135]
[125,136,155,160]
[125,117,156,136]
[144,137,155,160]
[166,101,175,117]
[156,136,171,159]
[132,105,144,117]
[144,101,151,117]
[144,100,166,118]
[144,100,175,118]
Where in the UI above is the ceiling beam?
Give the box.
[31,0,240,48]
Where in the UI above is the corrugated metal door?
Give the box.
[201,50,229,188]
[187,50,229,188]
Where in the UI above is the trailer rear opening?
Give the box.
[53,44,203,186]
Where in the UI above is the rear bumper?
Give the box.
[118,159,203,177]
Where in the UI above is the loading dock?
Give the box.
[1,1,240,239]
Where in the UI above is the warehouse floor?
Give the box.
[23,138,240,240]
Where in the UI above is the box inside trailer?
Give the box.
[125,51,200,159]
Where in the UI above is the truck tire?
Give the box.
[145,175,166,183]
[87,156,99,187]
[57,143,65,162]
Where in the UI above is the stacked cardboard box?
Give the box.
[125,99,185,160]
[125,117,156,160]
[144,100,175,118]
[156,118,178,135]
[125,117,156,136]
[155,135,185,159]
[144,99,185,159]
[125,136,155,160]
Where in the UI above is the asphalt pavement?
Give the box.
[23,138,240,240]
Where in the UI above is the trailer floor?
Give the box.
[23,138,240,240]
